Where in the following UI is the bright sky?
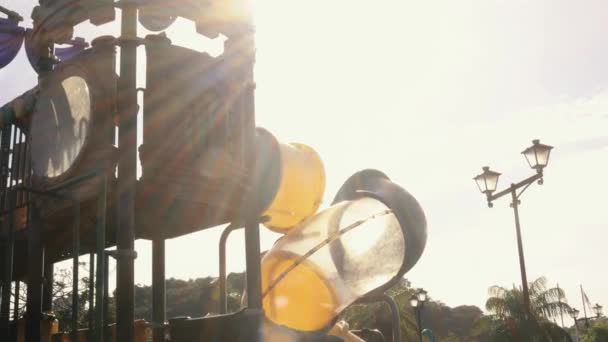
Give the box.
[2,0,607,326]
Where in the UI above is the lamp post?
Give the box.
[570,308,580,342]
[593,303,603,319]
[473,139,553,318]
[410,289,428,342]
[473,140,553,317]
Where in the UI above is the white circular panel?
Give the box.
[31,74,91,182]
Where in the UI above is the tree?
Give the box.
[580,319,608,342]
[476,276,573,342]
[341,278,484,342]
[340,278,421,341]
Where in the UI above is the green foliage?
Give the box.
[581,319,608,342]
[132,273,246,320]
[49,270,510,341]
[341,278,483,342]
[50,268,245,332]
[474,277,573,342]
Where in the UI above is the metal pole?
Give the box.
[71,201,81,342]
[381,294,401,342]
[244,220,262,310]
[88,253,95,334]
[13,280,20,320]
[152,239,165,342]
[116,1,138,341]
[94,176,107,342]
[510,185,531,318]
[236,27,263,342]
[0,191,15,339]
[219,224,243,314]
[26,204,43,342]
[415,307,422,342]
[573,320,580,342]
[103,253,109,341]
[42,262,54,313]
[12,280,19,342]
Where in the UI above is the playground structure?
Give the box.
[0,2,428,341]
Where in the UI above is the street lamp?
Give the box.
[570,308,580,342]
[473,139,554,318]
[410,289,428,342]
[417,289,428,303]
[570,308,580,320]
[522,139,553,173]
[593,303,603,318]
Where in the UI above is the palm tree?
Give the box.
[481,277,573,342]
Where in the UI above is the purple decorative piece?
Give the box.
[0,18,25,69]
[24,28,41,72]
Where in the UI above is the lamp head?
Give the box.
[522,139,553,171]
[409,295,419,308]
[417,289,428,303]
[473,166,501,195]
[570,308,579,320]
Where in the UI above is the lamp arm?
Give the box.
[516,181,533,200]
[488,172,543,202]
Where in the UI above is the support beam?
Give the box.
[94,176,107,342]
[219,224,243,314]
[244,220,262,308]
[25,206,43,342]
[152,239,165,342]
[11,280,20,342]
[0,189,15,340]
[115,2,138,341]
[70,201,81,342]
[103,253,109,338]
[42,262,54,313]
[88,253,95,335]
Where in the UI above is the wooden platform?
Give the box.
[0,161,259,280]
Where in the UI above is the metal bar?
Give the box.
[70,201,81,342]
[0,127,12,213]
[244,219,262,310]
[1,191,16,339]
[489,173,542,202]
[115,2,138,341]
[415,307,422,342]
[88,253,95,333]
[152,239,165,342]
[8,126,17,189]
[381,294,401,342]
[17,132,26,205]
[511,186,531,318]
[13,280,20,321]
[0,126,9,334]
[42,262,54,313]
[516,180,533,200]
[25,205,43,342]
[219,223,243,314]
[11,280,20,342]
[10,127,18,185]
[94,176,107,342]
[103,253,109,342]
[19,132,26,205]
[14,130,22,205]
